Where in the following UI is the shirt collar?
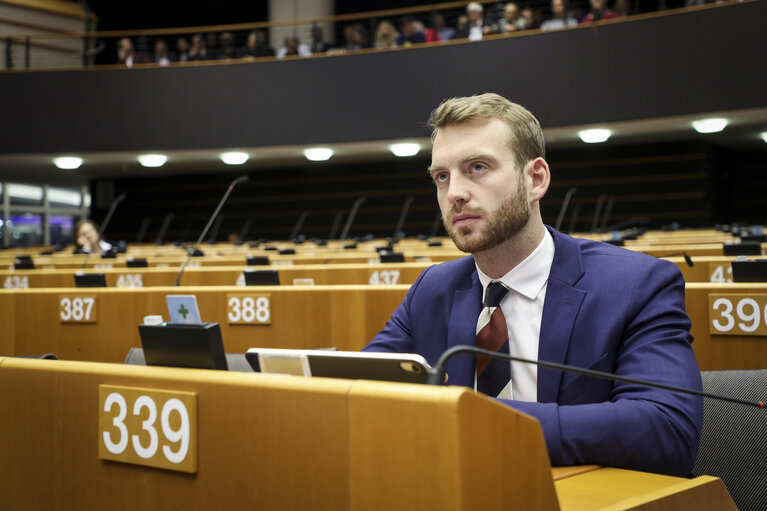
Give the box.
[476,229,555,301]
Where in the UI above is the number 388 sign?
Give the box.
[98,385,197,473]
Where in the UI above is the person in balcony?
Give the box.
[581,0,617,23]
[74,220,112,254]
[541,0,579,31]
[277,35,312,58]
[396,16,426,47]
[240,30,275,58]
[492,2,528,33]
[375,20,399,49]
[455,2,490,40]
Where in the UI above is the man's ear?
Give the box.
[526,157,551,203]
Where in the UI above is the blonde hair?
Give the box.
[427,92,545,170]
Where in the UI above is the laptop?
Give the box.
[245,348,432,384]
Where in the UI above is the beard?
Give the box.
[443,183,531,254]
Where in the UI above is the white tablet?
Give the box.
[166,295,203,325]
[245,348,432,384]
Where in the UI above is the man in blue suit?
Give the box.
[363,93,702,476]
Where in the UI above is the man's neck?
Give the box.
[473,221,546,279]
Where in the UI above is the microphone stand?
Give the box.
[392,196,414,240]
[174,175,248,286]
[554,188,576,232]
[426,345,765,409]
[339,197,366,241]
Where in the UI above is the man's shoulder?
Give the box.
[553,230,680,283]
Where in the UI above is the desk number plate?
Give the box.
[98,385,197,473]
[709,294,767,336]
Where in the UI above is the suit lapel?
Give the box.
[445,268,482,387]
[537,228,587,403]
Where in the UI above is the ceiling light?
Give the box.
[53,156,83,170]
[691,118,728,134]
[390,143,421,157]
[303,148,333,161]
[760,132,767,144]
[137,154,167,167]
[220,151,249,165]
[578,129,612,143]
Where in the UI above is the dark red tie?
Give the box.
[476,281,511,397]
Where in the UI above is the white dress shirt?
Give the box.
[476,229,555,401]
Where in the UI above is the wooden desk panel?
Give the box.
[0,357,353,510]
[0,262,434,288]
[686,283,767,370]
[0,357,736,510]
[4,286,409,361]
[5,280,767,371]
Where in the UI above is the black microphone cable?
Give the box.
[426,345,765,409]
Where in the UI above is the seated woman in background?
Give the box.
[74,220,112,254]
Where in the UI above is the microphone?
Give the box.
[328,210,344,240]
[135,217,151,244]
[289,211,309,241]
[339,197,366,241]
[554,187,576,232]
[426,345,765,409]
[393,196,414,240]
[657,251,694,267]
[429,210,443,238]
[154,212,175,245]
[597,197,614,233]
[590,193,606,233]
[99,193,126,239]
[207,215,224,244]
[80,193,126,269]
[236,218,253,245]
[174,175,248,286]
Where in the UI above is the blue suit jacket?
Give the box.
[364,228,703,476]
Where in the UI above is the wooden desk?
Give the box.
[4,282,766,370]
[667,255,764,283]
[0,357,736,510]
[686,283,767,370]
[3,285,410,362]
[0,262,434,288]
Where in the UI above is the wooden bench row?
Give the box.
[3,253,763,290]
[2,283,766,371]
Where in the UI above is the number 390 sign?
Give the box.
[98,385,197,473]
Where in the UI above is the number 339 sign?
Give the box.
[98,385,197,473]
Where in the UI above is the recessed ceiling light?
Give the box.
[691,118,728,134]
[220,152,249,165]
[578,129,612,144]
[53,156,83,170]
[137,154,167,167]
[303,148,333,161]
[760,132,767,144]
[389,143,421,157]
